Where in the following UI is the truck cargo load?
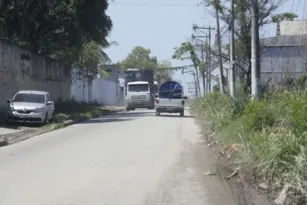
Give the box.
[158,81,183,99]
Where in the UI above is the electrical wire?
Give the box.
[109,1,199,8]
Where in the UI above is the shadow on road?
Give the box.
[159,115,194,119]
[81,117,132,124]
[108,111,154,118]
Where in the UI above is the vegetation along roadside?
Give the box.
[190,80,307,205]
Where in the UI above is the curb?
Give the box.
[0,108,125,147]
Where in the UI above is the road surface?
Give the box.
[0,109,237,205]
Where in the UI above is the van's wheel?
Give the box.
[156,111,160,116]
[180,111,184,117]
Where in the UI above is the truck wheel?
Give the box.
[180,111,184,117]
[156,111,160,116]
[126,107,130,111]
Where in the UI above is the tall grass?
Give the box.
[191,84,307,204]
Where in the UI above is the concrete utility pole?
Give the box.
[192,27,215,93]
[200,43,206,96]
[229,0,236,98]
[183,70,199,97]
[214,0,225,94]
[207,27,213,92]
[251,0,261,99]
[192,35,208,96]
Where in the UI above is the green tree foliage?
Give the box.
[172,42,201,67]
[206,0,296,90]
[120,46,158,70]
[156,60,173,84]
[0,0,112,61]
[271,12,298,23]
[120,46,173,83]
[73,41,118,83]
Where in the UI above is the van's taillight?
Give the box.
[155,99,159,104]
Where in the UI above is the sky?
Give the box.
[105,0,306,96]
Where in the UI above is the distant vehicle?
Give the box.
[124,68,156,110]
[155,81,187,117]
[6,90,55,124]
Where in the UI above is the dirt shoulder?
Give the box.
[194,116,274,205]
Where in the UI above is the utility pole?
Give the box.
[214,0,225,94]
[229,0,236,98]
[251,0,261,99]
[183,70,199,97]
[200,43,206,96]
[192,27,214,93]
[207,27,213,92]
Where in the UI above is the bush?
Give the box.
[53,100,104,122]
[191,85,307,204]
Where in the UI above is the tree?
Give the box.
[205,0,296,90]
[271,12,298,23]
[120,46,173,83]
[156,60,173,84]
[73,41,118,83]
[172,41,201,95]
[0,0,112,62]
[119,46,158,70]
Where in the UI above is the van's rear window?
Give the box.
[159,81,183,99]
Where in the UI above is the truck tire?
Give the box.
[126,107,130,111]
[180,110,184,117]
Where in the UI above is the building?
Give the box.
[260,20,307,85]
[71,64,124,106]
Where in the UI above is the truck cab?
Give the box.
[125,81,154,110]
[154,81,187,117]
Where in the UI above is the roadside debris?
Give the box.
[208,141,218,147]
[274,185,289,205]
[224,143,239,152]
[224,170,238,180]
[203,171,217,176]
[258,183,268,190]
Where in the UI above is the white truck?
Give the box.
[154,81,187,117]
[125,81,155,110]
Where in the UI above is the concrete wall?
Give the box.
[280,20,307,36]
[71,75,124,106]
[0,39,71,107]
[260,46,307,84]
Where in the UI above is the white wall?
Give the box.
[71,76,123,106]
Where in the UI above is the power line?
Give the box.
[114,18,205,25]
[109,2,199,8]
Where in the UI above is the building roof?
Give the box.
[261,35,307,47]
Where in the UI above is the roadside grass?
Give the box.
[52,100,119,123]
[191,84,307,205]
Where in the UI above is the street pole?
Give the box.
[201,43,206,96]
[192,72,199,97]
[192,27,215,93]
[207,27,212,92]
[229,0,236,98]
[214,0,225,94]
[251,0,261,99]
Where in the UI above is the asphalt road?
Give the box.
[0,109,237,205]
